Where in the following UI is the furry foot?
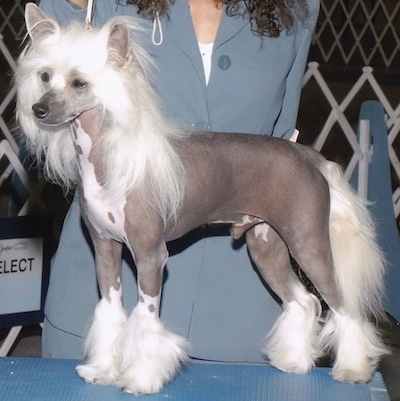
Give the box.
[115,310,188,394]
[320,311,388,383]
[76,363,117,385]
[264,292,322,374]
[76,296,127,386]
[331,365,373,384]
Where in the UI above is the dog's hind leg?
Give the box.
[76,228,127,386]
[115,235,188,395]
[245,224,323,374]
[283,168,388,383]
[290,223,387,383]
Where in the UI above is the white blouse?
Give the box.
[198,42,214,85]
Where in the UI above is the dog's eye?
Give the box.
[40,72,50,83]
[72,79,87,89]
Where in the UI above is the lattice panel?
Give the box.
[314,0,400,68]
[0,0,30,153]
[299,62,400,215]
[0,1,26,43]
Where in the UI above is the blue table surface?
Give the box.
[0,357,389,401]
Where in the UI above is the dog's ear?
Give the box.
[25,2,58,43]
[107,23,132,69]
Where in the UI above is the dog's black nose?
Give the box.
[32,103,49,119]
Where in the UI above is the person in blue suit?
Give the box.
[38,0,320,361]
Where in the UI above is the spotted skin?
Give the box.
[72,117,128,244]
[229,215,264,240]
[18,6,387,393]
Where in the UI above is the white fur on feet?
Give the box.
[319,311,388,383]
[264,288,322,374]
[115,305,188,395]
[76,293,127,385]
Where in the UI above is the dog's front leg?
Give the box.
[76,227,126,386]
[115,238,188,395]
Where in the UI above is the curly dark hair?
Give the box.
[125,0,310,37]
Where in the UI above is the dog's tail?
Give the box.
[318,161,388,378]
[321,161,386,321]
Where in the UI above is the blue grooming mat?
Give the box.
[0,357,388,401]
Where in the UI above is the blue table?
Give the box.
[0,357,389,400]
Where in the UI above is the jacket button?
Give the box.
[217,55,231,70]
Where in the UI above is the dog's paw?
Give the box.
[264,295,322,375]
[115,318,188,394]
[117,365,167,395]
[331,359,373,383]
[76,363,117,386]
[322,311,387,384]
[267,352,315,375]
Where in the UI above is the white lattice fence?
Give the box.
[0,34,18,153]
[0,0,46,217]
[300,62,400,217]
[0,0,28,153]
[314,0,400,68]
[303,63,400,175]
[0,1,26,40]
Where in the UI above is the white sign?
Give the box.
[0,237,44,315]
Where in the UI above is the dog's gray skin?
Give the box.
[17,3,387,395]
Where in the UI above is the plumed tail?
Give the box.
[321,161,386,322]
[317,161,389,381]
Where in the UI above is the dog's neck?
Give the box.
[71,107,106,185]
[71,107,130,242]
[74,107,104,144]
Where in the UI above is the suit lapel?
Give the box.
[215,6,250,49]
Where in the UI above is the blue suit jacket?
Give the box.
[39,0,319,362]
